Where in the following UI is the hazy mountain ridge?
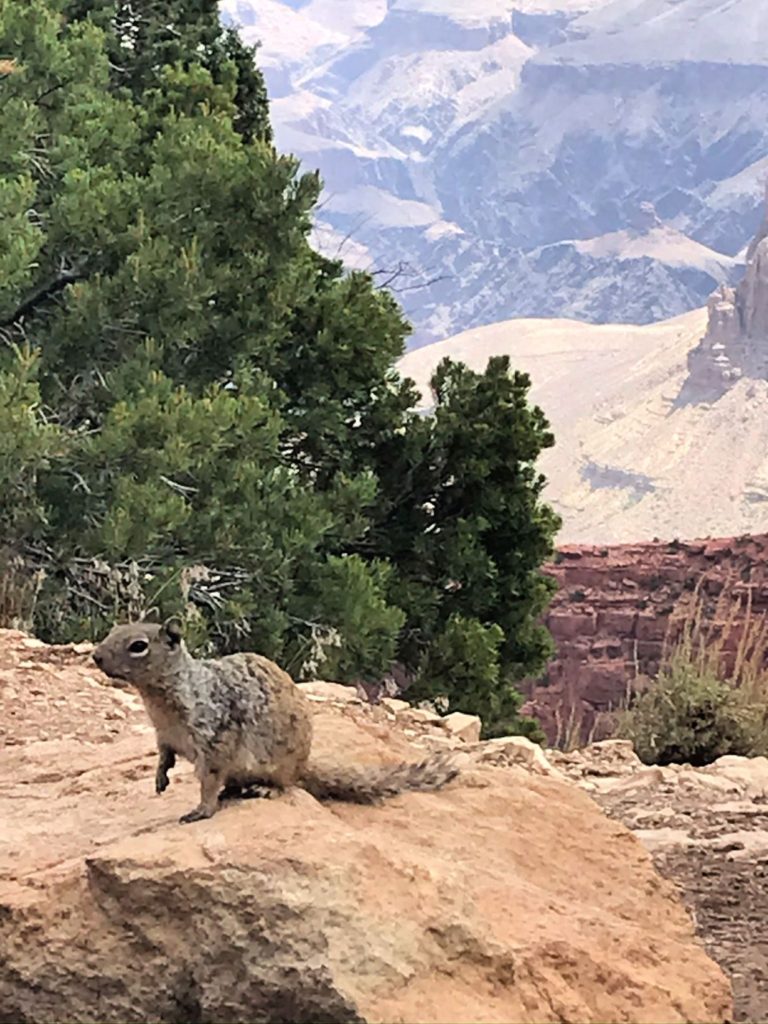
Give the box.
[398,185,768,543]
[221,0,768,345]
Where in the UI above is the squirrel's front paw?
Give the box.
[156,771,170,794]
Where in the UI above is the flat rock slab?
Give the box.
[0,630,731,1024]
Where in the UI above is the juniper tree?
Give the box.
[0,0,560,734]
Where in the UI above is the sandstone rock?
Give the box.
[677,772,742,796]
[381,697,411,713]
[414,731,456,749]
[474,735,559,777]
[579,739,642,777]
[705,755,768,799]
[686,190,768,396]
[602,766,674,794]
[0,630,731,1024]
[438,711,482,743]
[703,830,768,861]
[548,610,598,639]
[402,707,442,725]
[633,827,695,853]
[297,681,361,703]
[578,663,631,708]
[585,739,639,762]
[596,608,638,634]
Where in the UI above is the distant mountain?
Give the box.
[221,0,768,346]
[398,188,768,544]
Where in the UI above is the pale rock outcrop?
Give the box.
[0,629,731,1024]
[687,188,768,394]
[438,710,482,743]
[473,734,562,777]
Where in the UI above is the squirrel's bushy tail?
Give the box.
[300,751,460,804]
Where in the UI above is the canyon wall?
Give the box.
[523,534,768,745]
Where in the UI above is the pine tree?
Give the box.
[369,356,560,735]
[0,0,560,736]
[65,0,271,142]
[0,0,405,673]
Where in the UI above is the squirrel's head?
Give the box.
[92,619,185,690]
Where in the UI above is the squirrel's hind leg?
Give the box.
[179,763,222,824]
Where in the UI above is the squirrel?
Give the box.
[92,619,460,824]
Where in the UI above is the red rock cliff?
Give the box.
[523,534,768,745]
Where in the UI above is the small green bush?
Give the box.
[619,650,765,766]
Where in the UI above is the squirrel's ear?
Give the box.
[162,618,183,647]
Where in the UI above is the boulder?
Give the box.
[439,711,482,743]
[475,735,559,777]
[0,629,731,1024]
[704,755,768,799]
[297,681,361,703]
[380,697,410,713]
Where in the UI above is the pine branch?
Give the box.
[0,266,86,329]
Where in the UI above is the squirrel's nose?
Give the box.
[92,651,104,669]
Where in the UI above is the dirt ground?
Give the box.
[591,773,768,1023]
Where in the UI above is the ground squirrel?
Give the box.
[93,620,460,824]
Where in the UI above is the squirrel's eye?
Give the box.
[128,639,149,656]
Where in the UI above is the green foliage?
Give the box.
[373,355,559,735]
[0,0,560,737]
[415,615,545,741]
[619,649,765,766]
[0,346,66,539]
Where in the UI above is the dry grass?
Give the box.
[0,554,45,632]
[618,577,768,764]
[551,655,632,752]
[664,576,768,703]
[552,577,768,757]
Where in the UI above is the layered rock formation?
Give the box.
[523,534,768,745]
[0,630,730,1024]
[687,186,768,395]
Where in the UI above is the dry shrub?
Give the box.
[550,651,633,752]
[0,553,45,632]
[619,578,768,765]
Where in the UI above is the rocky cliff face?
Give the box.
[0,630,730,1023]
[524,534,768,745]
[220,0,764,344]
[687,187,768,395]
[400,182,768,543]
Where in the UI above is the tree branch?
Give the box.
[0,266,86,329]
[370,261,452,294]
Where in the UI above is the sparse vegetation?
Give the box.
[619,583,768,765]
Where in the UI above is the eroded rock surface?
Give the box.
[687,187,768,396]
[0,630,730,1024]
[557,740,768,1023]
[523,534,768,745]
